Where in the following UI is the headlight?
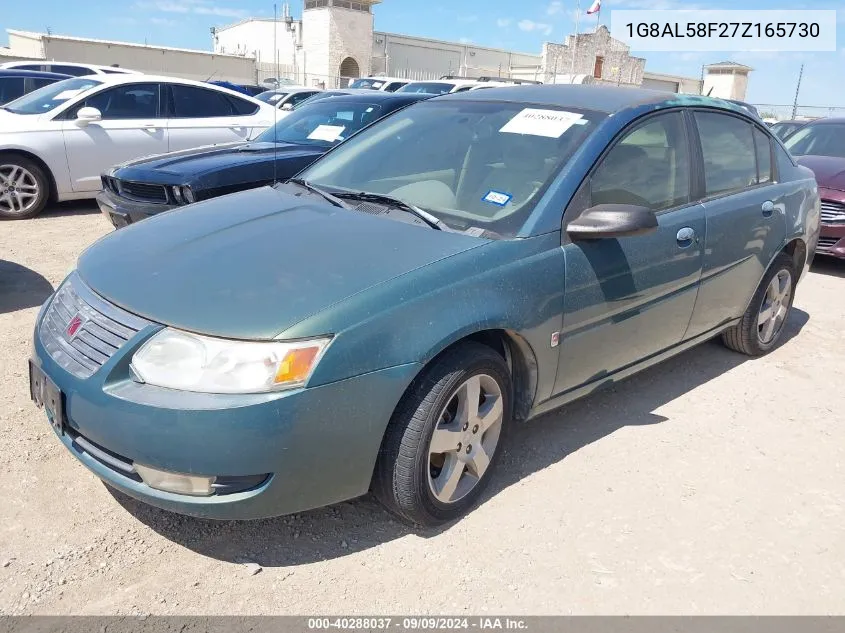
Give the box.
[182,186,196,203]
[130,328,331,394]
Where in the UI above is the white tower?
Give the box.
[301,0,379,88]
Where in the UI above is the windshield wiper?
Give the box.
[286,178,347,209]
[333,191,447,231]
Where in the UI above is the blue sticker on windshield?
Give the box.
[483,190,512,206]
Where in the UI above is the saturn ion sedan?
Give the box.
[30,86,819,526]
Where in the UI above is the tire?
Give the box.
[0,154,50,220]
[372,341,512,526]
[721,252,796,356]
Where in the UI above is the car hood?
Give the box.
[77,185,486,339]
[111,141,327,186]
[795,155,845,192]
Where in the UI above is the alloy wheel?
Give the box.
[757,269,792,344]
[0,164,40,216]
[427,373,504,504]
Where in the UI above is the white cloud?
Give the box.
[135,0,247,19]
[496,18,512,28]
[150,16,177,26]
[518,19,553,36]
[547,1,564,16]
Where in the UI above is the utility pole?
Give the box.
[791,63,804,119]
[274,3,280,83]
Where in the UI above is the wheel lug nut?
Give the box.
[465,445,472,454]
[462,423,468,431]
[456,442,462,452]
[472,425,479,434]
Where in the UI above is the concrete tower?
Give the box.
[301,0,379,87]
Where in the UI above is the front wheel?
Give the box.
[372,342,512,526]
[722,252,796,356]
[0,155,50,220]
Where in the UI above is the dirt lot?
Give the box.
[1,202,844,615]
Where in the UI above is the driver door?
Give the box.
[553,110,706,396]
[60,82,168,192]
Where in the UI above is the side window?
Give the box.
[50,65,89,77]
[753,127,773,184]
[226,95,259,115]
[0,78,27,104]
[695,112,758,197]
[288,91,317,106]
[78,83,160,119]
[171,85,236,118]
[590,111,690,211]
[16,64,44,71]
[384,82,406,92]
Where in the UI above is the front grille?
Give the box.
[39,274,151,378]
[820,200,845,224]
[816,236,840,253]
[117,180,169,204]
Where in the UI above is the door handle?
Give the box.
[141,123,159,129]
[762,200,774,217]
[676,227,697,248]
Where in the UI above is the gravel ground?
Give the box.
[1,202,844,615]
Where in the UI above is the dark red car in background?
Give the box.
[784,118,845,259]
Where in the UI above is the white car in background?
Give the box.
[0,74,276,219]
[348,76,410,92]
[0,61,140,77]
[397,79,480,94]
[255,87,323,111]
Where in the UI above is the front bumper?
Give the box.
[31,292,420,520]
[96,189,177,229]
[817,223,845,259]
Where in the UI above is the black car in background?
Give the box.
[0,69,72,105]
[97,91,432,228]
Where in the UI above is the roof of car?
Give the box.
[62,73,272,103]
[0,69,72,80]
[797,117,844,125]
[438,84,753,115]
[316,91,431,104]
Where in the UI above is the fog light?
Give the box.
[134,463,215,496]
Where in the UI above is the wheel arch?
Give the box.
[417,327,539,422]
[0,148,59,202]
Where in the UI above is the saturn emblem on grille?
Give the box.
[66,314,84,339]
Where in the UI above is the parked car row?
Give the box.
[27,83,821,527]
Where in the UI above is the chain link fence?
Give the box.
[750,104,845,121]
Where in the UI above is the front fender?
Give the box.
[287,232,566,405]
[0,136,72,197]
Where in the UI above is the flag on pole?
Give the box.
[587,0,601,14]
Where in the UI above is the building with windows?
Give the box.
[2,1,750,98]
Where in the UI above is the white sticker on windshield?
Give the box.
[483,190,512,206]
[372,82,384,88]
[269,94,284,102]
[307,124,346,142]
[52,89,85,101]
[499,108,584,138]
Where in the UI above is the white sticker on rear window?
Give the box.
[499,108,584,138]
[52,89,85,101]
[307,124,346,142]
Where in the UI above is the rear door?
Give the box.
[60,82,168,192]
[165,84,263,152]
[684,111,787,337]
[554,110,706,395]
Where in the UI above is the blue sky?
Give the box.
[2,0,843,114]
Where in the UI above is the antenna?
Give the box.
[273,3,279,186]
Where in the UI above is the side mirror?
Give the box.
[566,203,658,240]
[75,106,102,127]
[281,102,294,111]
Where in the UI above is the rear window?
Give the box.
[227,95,260,115]
[398,82,455,95]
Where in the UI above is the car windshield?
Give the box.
[770,122,804,141]
[398,82,456,95]
[349,78,386,90]
[256,90,291,104]
[300,100,606,237]
[256,100,384,146]
[2,77,102,114]
[784,123,845,158]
